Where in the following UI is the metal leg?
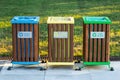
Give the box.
[108,64,114,71]
[39,62,47,71]
[108,64,111,69]
[74,61,84,71]
[7,63,14,70]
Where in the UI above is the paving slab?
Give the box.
[1,62,45,75]
[87,61,120,80]
[45,64,91,80]
[0,60,6,72]
[0,61,45,80]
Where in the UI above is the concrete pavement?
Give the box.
[0,61,120,80]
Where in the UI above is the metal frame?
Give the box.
[77,59,114,71]
[83,61,111,69]
[12,61,40,65]
[7,59,47,70]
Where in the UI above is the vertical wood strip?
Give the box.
[49,24,54,62]
[105,24,110,62]
[97,24,101,62]
[65,24,68,62]
[83,23,85,61]
[12,24,17,61]
[37,24,39,61]
[48,24,52,62]
[57,24,61,62]
[93,24,97,62]
[101,24,106,62]
[17,24,21,61]
[53,24,57,62]
[21,24,25,61]
[61,24,65,62]
[70,24,73,62]
[30,24,33,61]
[89,24,93,62]
[84,24,89,62]
[25,24,29,61]
[34,24,39,61]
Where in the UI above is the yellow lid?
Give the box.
[47,17,74,24]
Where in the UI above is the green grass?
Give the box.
[0,0,120,56]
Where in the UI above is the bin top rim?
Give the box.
[83,16,112,24]
[47,17,74,24]
[11,16,40,24]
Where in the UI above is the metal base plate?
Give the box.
[12,61,40,65]
[83,62,110,66]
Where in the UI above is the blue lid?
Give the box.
[11,16,40,24]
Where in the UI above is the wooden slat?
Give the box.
[12,24,17,61]
[48,24,52,62]
[53,24,57,62]
[89,24,93,62]
[25,24,29,61]
[70,24,73,62]
[38,24,39,61]
[30,24,33,61]
[57,24,61,62]
[84,24,89,62]
[21,24,25,61]
[97,24,102,62]
[93,24,97,62]
[34,24,39,61]
[61,24,65,62]
[101,24,106,62]
[65,24,68,62]
[17,24,21,61]
[51,25,53,62]
[105,24,110,62]
[83,23,85,61]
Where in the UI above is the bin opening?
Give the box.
[86,17,107,22]
[13,16,37,21]
[47,17,74,24]
[83,17,111,24]
[11,16,39,24]
[50,17,71,21]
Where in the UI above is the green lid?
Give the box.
[83,16,112,24]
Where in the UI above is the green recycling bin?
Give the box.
[81,16,114,71]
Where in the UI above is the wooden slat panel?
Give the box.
[93,24,97,62]
[48,24,52,62]
[30,24,33,61]
[97,24,102,62]
[21,24,25,61]
[61,24,65,62]
[34,24,39,61]
[17,24,21,61]
[25,24,29,61]
[89,24,93,62]
[84,24,89,62]
[70,24,73,62]
[48,23,73,62]
[57,24,61,62]
[105,24,110,62]
[65,24,69,62]
[101,24,106,62]
[12,24,17,61]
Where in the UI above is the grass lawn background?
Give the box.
[0,0,120,57]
